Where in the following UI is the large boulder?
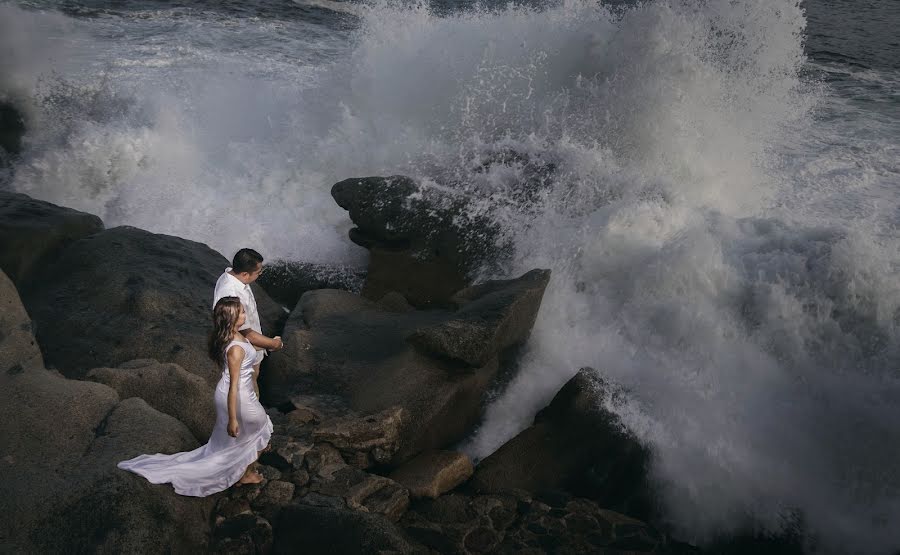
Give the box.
[256,259,364,309]
[87,358,217,442]
[264,269,549,466]
[0,269,214,553]
[331,175,505,307]
[23,225,283,384]
[470,368,654,520]
[0,191,104,288]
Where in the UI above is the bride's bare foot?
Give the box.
[237,468,264,485]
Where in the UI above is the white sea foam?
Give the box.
[4,0,900,551]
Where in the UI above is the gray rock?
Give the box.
[263,435,313,472]
[470,368,654,520]
[0,191,104,288]
[312,406,407,468]
[304,443,346,478]
[252,480,296,513]
[256,259,364,309]
[310,465,410,522]
[87,359,217,441]
[331,175,504,307]
[407,269,551,366]
[389,450,474,499]
[23,225,283,384]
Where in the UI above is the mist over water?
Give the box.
[3,0,899,552]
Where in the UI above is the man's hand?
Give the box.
[271,336,284,351]
[228,419,240,437]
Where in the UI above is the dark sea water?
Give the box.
[1,0,898,552]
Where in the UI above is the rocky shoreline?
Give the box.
[0,174,682,554]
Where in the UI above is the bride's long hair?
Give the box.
[208,297,242,362]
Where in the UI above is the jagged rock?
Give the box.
[256,465,282,482]
[407,269,551,367]
[86,359,217,441]
[213,513,274,555]
[262,435,313,472]
[471,368,654,520]
[305,443,346,478]
[331,175,504,307]
[360,480,411,522]
[312,406,407,468]
[289,468,310,488]
[310,465,410,521]
[389,450,474,499]
[252,480,296,520]
[22,225,283,384]
[256,259,364,309]
[0,191,104,287]
[273,504,425,555]
[265,272,551,465]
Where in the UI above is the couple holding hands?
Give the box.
[118,249,285,496]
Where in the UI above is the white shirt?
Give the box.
[213,268,262,335]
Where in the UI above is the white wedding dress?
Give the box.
[118,338,273,497]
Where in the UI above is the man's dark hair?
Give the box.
[232,248,263,274]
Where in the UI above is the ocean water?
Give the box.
[1,0,898,552]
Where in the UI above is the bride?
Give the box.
[118,296,274,496]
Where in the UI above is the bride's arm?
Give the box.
[226,346,243,437]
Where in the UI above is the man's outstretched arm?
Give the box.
[240,329,283,350]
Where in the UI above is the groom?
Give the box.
[213,248,283,395]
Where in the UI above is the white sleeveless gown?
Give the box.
[117,339,273,497]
